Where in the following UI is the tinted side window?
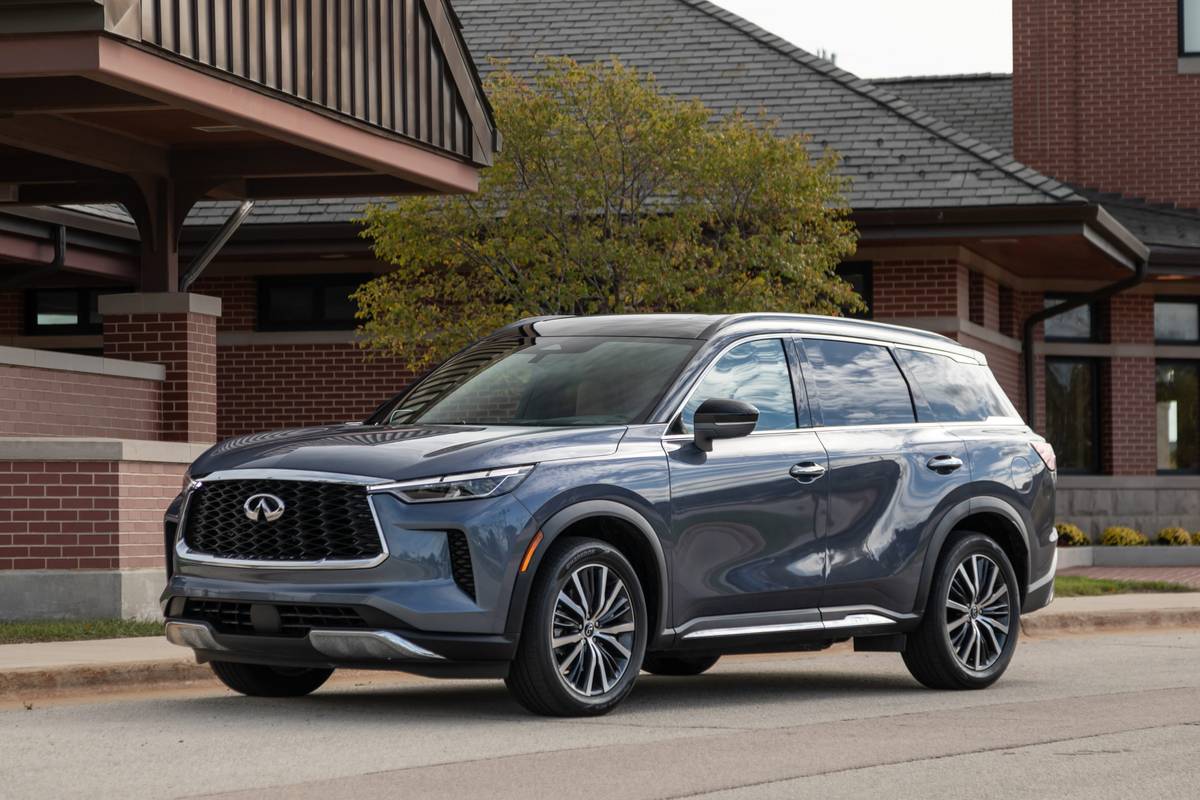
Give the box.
[680,339,797,432]
[895,349,1019,423]
[803,339,915,427]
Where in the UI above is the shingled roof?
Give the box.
[175,0,1083,229]
[872,74,1013,154]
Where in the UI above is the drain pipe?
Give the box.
[1022,257,1148,430]
[179,200,255,292]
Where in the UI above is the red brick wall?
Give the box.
[0,364,161,439]
[0,291,20,336]
[191,276,255,332]
[1014,0,1200,205]
[1102,293,1156,475]
[968,273,1000,330]
[871,260,969,319]
[104,311,218,443]
[217,343,416,438]
[0,460,181,571]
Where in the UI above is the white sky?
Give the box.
[710,1,1012,80]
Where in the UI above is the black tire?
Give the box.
[506,537,648,717]
[210,661,334,697]
[903,532,1021,690]
[642,654,720,676]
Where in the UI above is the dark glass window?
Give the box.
[680,339,797,433]
[1157,361,1200,473]
[258,274,370,331]
[803,338,915,427]
[25,288,124,335]
[895,349,1019,423]
[384,337,699,427]
[1045,358,1100,473]
[836,262,872,319]
[1154,300,1200,343]
[1043,295,1094,341]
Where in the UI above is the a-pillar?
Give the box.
[99,293,222,444]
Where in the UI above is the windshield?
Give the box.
[378,337,699,427]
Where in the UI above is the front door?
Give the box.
[665,338,829,627]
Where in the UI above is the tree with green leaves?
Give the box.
[356,57,860,368]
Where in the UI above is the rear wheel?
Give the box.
[642,654,720,676]
[210,661,333,697]
[506,537,648,716]
[903,533,1020,690]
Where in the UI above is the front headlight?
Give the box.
[370,465,535,504]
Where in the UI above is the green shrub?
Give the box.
[1193,532,1200,547]
[1100,526,1150,547]
[1055,522,1091,547]
[1157,527,1193,546]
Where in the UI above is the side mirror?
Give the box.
[693,398,759,452]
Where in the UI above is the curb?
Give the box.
[1022,608,1200,635]
[0,658,215,700]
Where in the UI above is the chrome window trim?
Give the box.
[174,470,391,571]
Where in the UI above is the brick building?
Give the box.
[3,0,1199,617]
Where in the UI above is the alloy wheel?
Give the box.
[945,553,1012,672]
[550,563,637,697]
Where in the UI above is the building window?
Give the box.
[836,262,872,319]
[24,288,124,336]
[1043,295,1095,342]
[1183,0,1200,55]
[257,274,370,331]
[1157,361,1200,473]
[1155,300,1200,342]
[1045,358,1101,474]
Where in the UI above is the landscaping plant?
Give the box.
[356,57,861,369]
[1100,526,1150,547]
[1055,522,1091,547]
[1157,527,1193,546]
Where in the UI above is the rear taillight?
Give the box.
[1032,441,1057,472]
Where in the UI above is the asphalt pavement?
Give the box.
[2,627,1199,799]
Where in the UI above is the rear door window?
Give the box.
[894,348,1019,423]
[802,338,915,427]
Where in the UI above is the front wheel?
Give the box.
[506,537,648,716]
[902,533,1020,690]
[210,661,333,697]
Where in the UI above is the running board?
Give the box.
[677,607,914,641]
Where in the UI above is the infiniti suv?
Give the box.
[162,314,1057,716]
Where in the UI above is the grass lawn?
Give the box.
[0,618,163,646]
[1054,575,1196,598]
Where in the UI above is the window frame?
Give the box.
[256,273,372,332]
[1042,293,1098,343]
[1182,0,1200,56]
[1044,356,1103,475]
[1153,297,1200,344]
[1155,359,1200,475]
[836,261,873,320]
[24,287,125,336]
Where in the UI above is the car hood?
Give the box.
[189,423,628,482]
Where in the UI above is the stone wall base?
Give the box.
[0,569,163,621]
[1057,479,1200,540]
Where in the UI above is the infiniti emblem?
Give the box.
[243,493,286,523]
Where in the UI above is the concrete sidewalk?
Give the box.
[2,592,1198,700]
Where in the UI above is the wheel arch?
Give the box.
[914,496,1032,614]
[503,500,671,649]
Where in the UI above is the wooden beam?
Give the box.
[242,175,424,199]
[171,146,373,180]
[6,180,135,205]
[0,114,169,176]
[0,154,117,184]
[0,77,165,114]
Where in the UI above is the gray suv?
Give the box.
[162,314,1057,716]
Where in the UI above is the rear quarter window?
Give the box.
[802,338,916,427]
[894,348,1018,423]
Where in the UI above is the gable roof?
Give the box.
[872,74,1013,155]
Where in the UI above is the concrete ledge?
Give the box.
[1058,474,1200,489]
[0,437,208,464]
[887,316,1023,354]
[0,569,164,621]
[0,344,164,382]
[99,292,222,318]
[1052,546,1200,568]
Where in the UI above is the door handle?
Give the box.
[927,455,964,474]
[790,462,826,483]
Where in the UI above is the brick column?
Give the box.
[1103,293,1156,476]
[99,293,222,444]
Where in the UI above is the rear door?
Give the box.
[799,337,971,618]
[665,337,829,625]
